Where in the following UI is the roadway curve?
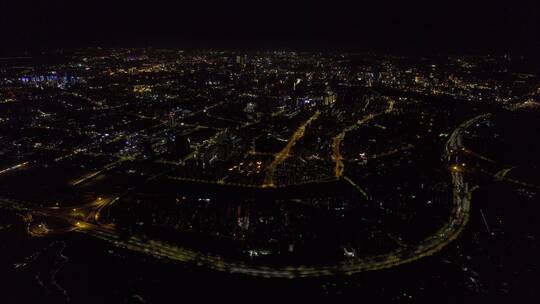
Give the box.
[0,115,487,278]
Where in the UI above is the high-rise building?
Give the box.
[324,91,337,105]
[169,112,177,127]
[236,55,248,66]
[244,102,256,113]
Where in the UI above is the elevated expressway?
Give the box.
[0,114,486,278]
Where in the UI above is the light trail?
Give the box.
[263,110,320,187]
[332,114,375,178]
[0,161,29,175]
[478,167,540,190]
[65,166,473,278]
[370,144,415,160]
[0,155,474,279]
[82,115,476,277]
[71,157,131,186]
[342,175,370,200]
[0,114,492,279]
[332,98,395,178]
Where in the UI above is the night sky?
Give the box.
[1,0,539,55]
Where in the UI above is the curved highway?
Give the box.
[0,114,490,278]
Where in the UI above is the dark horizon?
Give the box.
[1,1,539,56]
